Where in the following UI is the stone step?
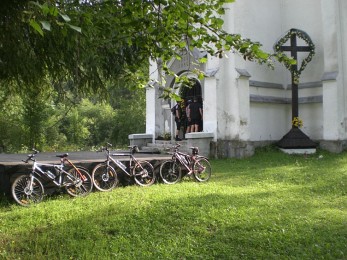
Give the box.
[142,141,190,154]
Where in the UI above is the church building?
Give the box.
[138,0,347,158]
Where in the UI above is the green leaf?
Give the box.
[60,14,71,22]
[198,72,205,80]
[50,7,59,17]
[68,24,82,33]
[198,57,208,63]
[178,41,186,48]
[40,21,51,31]
[29,19,44,36]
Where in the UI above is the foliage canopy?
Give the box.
[0,0,285,95]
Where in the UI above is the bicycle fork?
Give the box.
[24,173,36,195]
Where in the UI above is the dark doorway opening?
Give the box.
[179,78,203,132]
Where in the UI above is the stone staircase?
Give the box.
[141,140,190,154]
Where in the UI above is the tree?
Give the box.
[0,0,289,97]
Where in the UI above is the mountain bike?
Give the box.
[92,143,155,191]
[11,149,93,206]
[159,144,211,184]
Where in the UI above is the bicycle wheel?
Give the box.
[133,161,155,187]
[193,158,212,182]
[65,168,93,197]
[11,174,44,206]
[159,160,182,184]
[92,163,118,192]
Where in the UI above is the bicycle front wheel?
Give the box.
[133,161,155,187]
[193,158,212,182]
[11,174,44,206]
[159,160,182,184]
[65,168,93,197]
[92,163,118,192]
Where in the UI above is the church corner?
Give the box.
[136,0,347,158]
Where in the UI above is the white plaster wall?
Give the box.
[146,59,158,137]
[299,103,323,140]
[339,0,347,139]
[230,0,325,142]
[250,103,290,141]
[217,4,240,140]
[321,0,347,140]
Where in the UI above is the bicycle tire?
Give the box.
[65,167,93,197]
[133,161,155,187]
[92,163,118,192]
[193,158,212,182]
[159,160,182,184]
[11,174,44,206]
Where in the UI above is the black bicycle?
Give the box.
[92,143,155,191]
[159,144,211,184]
[11,149,93,206]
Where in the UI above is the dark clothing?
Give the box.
[189,102,202,120]
[175,117,181,130]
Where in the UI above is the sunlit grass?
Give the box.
[0,147,346,259]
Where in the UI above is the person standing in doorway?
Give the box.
[188,97,203,132]
[185,99,192,135]
[173,101,182,141]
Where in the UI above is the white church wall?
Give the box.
[216,5,242,141]
[281,0,324,83]
[203,76,218,138]
[299,103,323,140]
[232,0,287,85]
[227,0,326,144]
[250,103,289,141]
[341,0,347,136]
[321,0,347,145]
[233,0,324,84]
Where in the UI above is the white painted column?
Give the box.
[236,69,251,141]
[146,59,165,142]
[321,0,344,140]
[219,4,240,140]
[203,76,218,141]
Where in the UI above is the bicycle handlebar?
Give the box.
[97,143,113,153]
[23,148,39,163]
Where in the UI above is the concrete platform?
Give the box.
[279,148,316,154]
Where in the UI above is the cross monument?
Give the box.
[274,28,317,149]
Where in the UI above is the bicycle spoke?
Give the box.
[92,163,118,192]
[193,158,212,182]
[65,168,93,197]
[11,175,44,206]
[160,160,182,184]
[133,161,155,187]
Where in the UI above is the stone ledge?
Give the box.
[279,148,316,154]
[128,134,153,140]
[185,132,214,139]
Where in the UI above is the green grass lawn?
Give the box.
[0,147,346,259]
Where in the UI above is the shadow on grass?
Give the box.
[1,184,346,259]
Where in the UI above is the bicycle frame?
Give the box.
[12,149,93,206]
[169,145,207,172]
[92,143,155,189]
[27,153,85,188]
[172,151,192,172]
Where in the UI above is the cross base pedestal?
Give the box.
[277,128,317,149]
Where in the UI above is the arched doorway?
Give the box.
[179,78,203,134]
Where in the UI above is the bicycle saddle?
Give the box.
[56,153,69,158]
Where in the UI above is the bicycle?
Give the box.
[11,149,93,206]
[92,143,155,190]
[159,144,211,184]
